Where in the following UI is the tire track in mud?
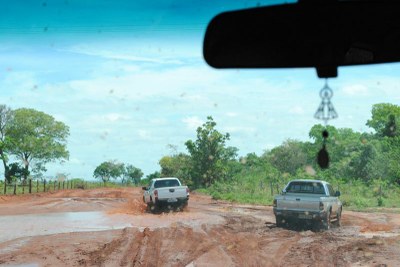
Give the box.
[3,189,400,267]
[149,214,305,267]
[86,226,219,267]
[132,228,150,267]
[132,226,219,267]
[343,213,395,233]
[88,228,139,266]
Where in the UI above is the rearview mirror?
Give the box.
[335,191,341,197]
[142,186,148,190]
[203,1,400,78]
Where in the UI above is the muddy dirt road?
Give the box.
[0,188,400,267]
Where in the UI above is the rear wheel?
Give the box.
[321,211,331,230]
[275,215,284,228]
[148,197,159,213]
[333,208,342,227]
[146,203,152,212]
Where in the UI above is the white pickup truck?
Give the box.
[273,179,342,230]
[142,177,189,211]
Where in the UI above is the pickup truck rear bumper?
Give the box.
[273,208,327,220]
[155,197,189,206]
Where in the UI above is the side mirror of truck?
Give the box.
[335,191,341,197]
[142,186,148,190]
[281,189,286,195]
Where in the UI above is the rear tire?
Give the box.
[333,208,342,227]
[321,211,331,230]
[276,215,284,228]
[146,203,152,212]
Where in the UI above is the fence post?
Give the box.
[37,180,39,193]
[3,179,6,194]
[29,179,32,194]
[13,183,16,195]
[58,182,60,191]
[53,181,56,191]
[43,179,46,192]
[63,181,65,190]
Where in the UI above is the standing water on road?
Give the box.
[0,211,133,243]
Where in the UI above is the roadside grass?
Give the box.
[196,172,400,212]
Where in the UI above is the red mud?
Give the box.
[0,188,400,267]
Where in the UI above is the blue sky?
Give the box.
[1,0,400,180]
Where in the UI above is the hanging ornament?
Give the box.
[314,80,338,124]
[314,80,338,169]
[317,130,330,169]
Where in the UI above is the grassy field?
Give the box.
[197,170,400,211]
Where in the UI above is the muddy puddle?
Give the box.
[0,210,224,244]
[0,211,133,243]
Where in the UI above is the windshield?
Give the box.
[154,179,180,188]
[1,1,400,267]
[286,182,326,195]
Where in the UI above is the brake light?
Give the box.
[319,201,324,210]
[186,187,190,194]
[273,199,277,207]
[154,190,158,200]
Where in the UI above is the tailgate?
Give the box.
[277,194,322,212]
[157,187,187,200]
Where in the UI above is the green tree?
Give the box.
[267,139,307,175]
[8,162,29,182]
[7,108,69,182]
[159,153,192,186]
[93,160,124,185]
[124,164,143,185]
[185,116,230,188]
[0,105,13,183]
[349,142,382,181]
[367,103,400,137]
[145,171,161,180]
[146,171,161,180]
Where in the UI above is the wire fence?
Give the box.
[0,179,145,196]
[0,179,92,195]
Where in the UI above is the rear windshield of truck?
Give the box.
[286,182,326,194]
[154,179,180,188]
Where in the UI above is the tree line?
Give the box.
[93,160,147,185]
[155,103,400,189]
[0,105,69,184]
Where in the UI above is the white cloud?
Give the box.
[63,45,183,64]
[137,129,151,140]
[226,112,238,117]
[342,84,369,96]
[223,126,256,134]
[104,113,129,122]
[69,157,81,164]
[288,105,305,115]
[182,116,204,130]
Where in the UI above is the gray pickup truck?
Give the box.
[273,179,342,230]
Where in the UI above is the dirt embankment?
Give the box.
[1,187,400,267]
